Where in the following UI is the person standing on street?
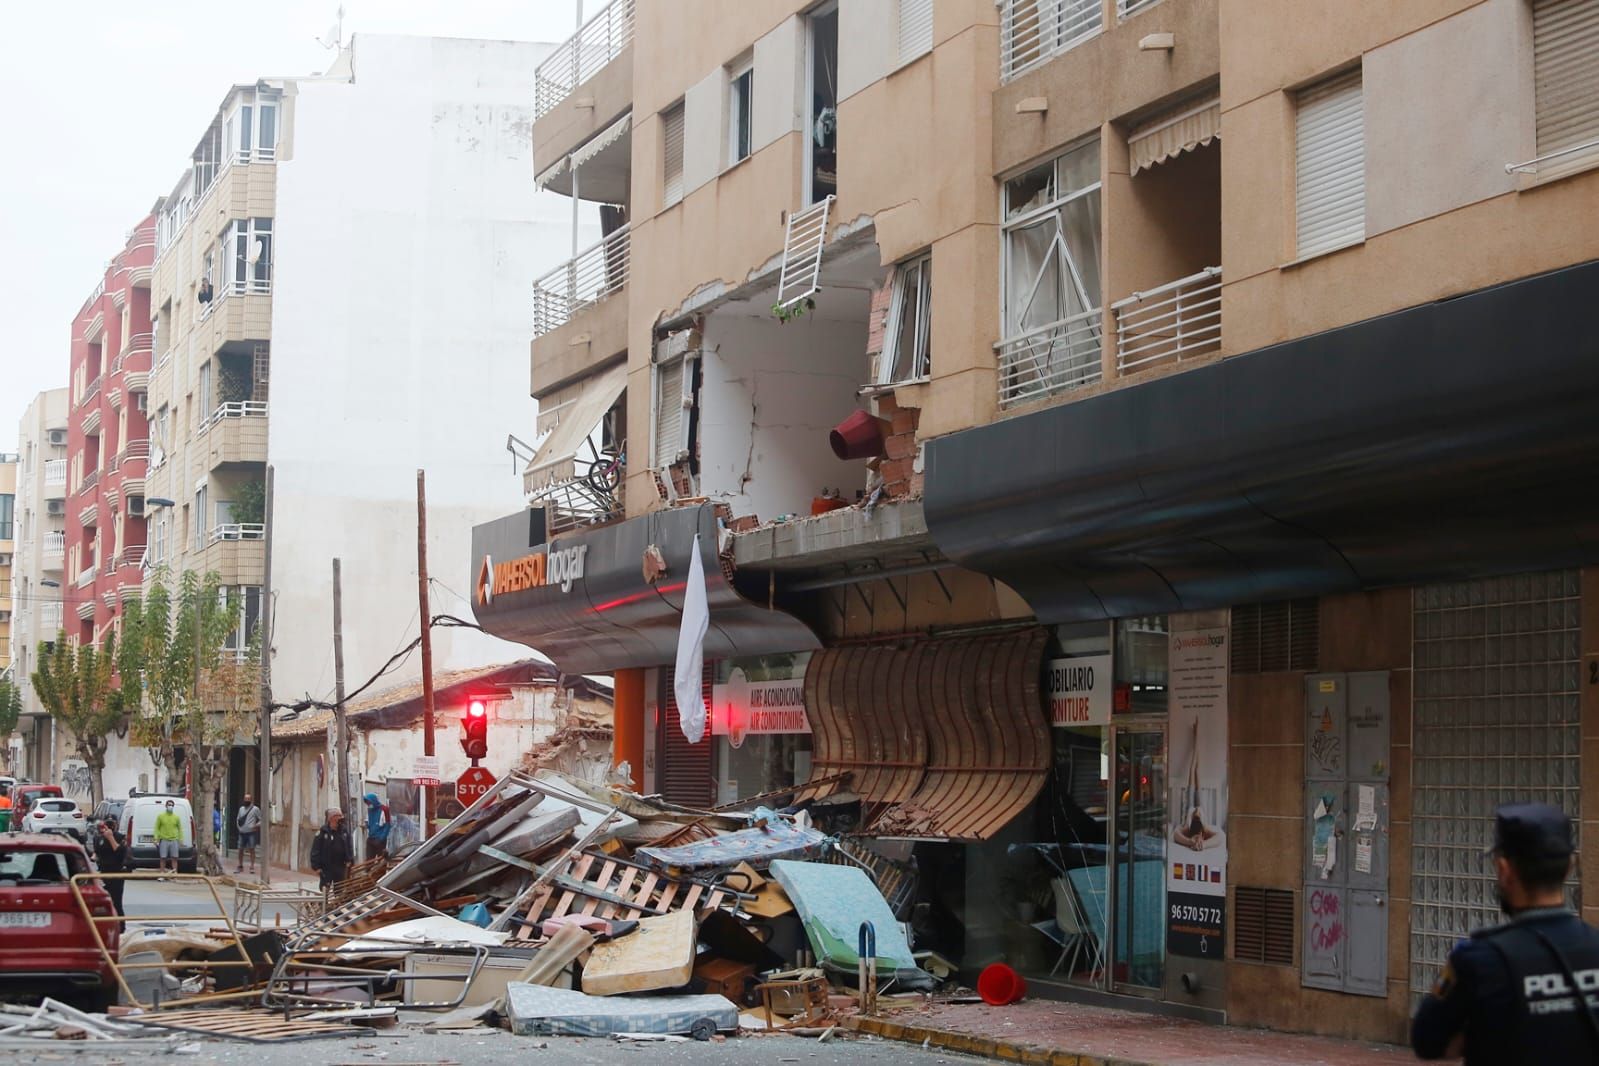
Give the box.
[0,786,12,833]
[153,799,183,877]
[1413,802,1599,1063]
[93,818,129,916]
[363,793,390,859]
[308,807,353,894]
[235,793,262,875]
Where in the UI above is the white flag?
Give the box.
[674,534,710,744]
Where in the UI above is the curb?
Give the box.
[844,1014,1157,1066]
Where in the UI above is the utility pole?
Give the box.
[258,465,274,887]
[416,471,436,840]
[332,558,351,833]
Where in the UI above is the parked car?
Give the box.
[119,795,196,872]
[13,784,64,818]
[0,832,120,1009]
[90,798,126,828]
[25,798,89,842]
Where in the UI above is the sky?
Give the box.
[0,0,590,448]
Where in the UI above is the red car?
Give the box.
[0,833,120,1008]
[12,784,64,818]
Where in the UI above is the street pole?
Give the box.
[332,558,351,834]
[258,465,274,886]
[416,470,436,840]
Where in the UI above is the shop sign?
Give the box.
[711,653,811,749]
[1166,625,1229,959]
[1047,654,1111,727]
[475,543,589,605]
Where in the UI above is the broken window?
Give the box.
[879,252,932,383]
[807,4,838,204]
[652,332,700,497]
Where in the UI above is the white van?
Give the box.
[120,795,197,872]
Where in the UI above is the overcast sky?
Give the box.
[0,0,590,449]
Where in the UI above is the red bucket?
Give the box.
[976,962,1027,1005]
[829,410,891,460]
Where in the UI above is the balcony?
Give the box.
[534,226,630,339]
[996,308,1103,408]
[119,438,151,469]
[199,533,265,587]
[79,375,102,408]
[78,468,99,495]
[38,602,64,634]
[1000,0,1102,82]
[116,545,147,571]
[533,0,635,173]
[210,523,265,542]
[74,566,96,590]
[78,500,98,529]
[44,459,66,488]
[1113,267,1222,376]
[42,531,64,569]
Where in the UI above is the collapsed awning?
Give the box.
[802,628,1050,841]
[1129,93,1219,175]
[470,503,821,675]
[525,361,628,490]
[924,259,1599,621]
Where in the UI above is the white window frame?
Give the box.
[727,58,754,168]
[662,102,686,207]
[879,252,933,385]
[226,218,274,296]
[1293,67,1365,260]
[194,486,208,550]
[652,352,697,470]
[1000,136,1103,341]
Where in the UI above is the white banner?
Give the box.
[711,655,811,748]
[1166,626,1229,898]
[1047,654,1112,727]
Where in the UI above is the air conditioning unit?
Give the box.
[46,429,67,446]
[127,497,146,518]
[135,394,148,413]
[46,500,65,517]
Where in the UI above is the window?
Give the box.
[198,361,213,423]
[194,487,207,549]
[653,353,695,469]
[1532,0,1599,175]
[0,493,12,541]
[220,586,263,655]
[879,253,932,383]
[1114,615,1168,714]
[227,219,273,295]
[1294,68,1364,259]
[728,60,754,166]
[898,0,934,64]
[1002,138,1102,340]
[807,5,839,204]
[662,103,686,207]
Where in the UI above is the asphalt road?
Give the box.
[121,874,308,927]
[3,1024,983,1065]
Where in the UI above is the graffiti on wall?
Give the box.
[61,762,92,798]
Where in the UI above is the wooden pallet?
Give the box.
[512,850,729,940]
[119,1008,373,1043]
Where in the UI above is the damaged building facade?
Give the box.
[473,0,1599,1045]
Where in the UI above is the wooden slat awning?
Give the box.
[802,628,1050,841]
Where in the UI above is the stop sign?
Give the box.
[456,766,498,807]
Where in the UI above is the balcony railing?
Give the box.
[42,531,65,555]
[39,603,64,632]
[1112,267,1222,375]
[117,545,147,570]
[44,460,66,486]
[120,438,151,462]
[79,468,99,494]
[123,332,154,358]
[198,400,268,434]
[533,225,630,337]
[1000,0,1102,82]
[80,376,102,407]
[996,307,1103,408]
[210,523,265,543]
[535,0,635,120]
[75,567,96,589]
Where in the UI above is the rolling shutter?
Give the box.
[898,0,934,65]
[659,662,715,808]
[1294,68,1364,258]
[1534,0,1599,168]
[653,355,690,468]
[662,103,685,207]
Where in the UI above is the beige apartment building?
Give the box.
[9,389,70,779]
[473,0,1599,1044]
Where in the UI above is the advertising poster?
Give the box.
[711,653,811,749]
[1047,654,1112,727]
[1166,625,1229,958]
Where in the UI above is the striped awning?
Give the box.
[802,627,1050,841]
[1129,93,1220,175]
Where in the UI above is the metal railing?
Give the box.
[80,376,102,406]
[198,400,269,434]
[211,523,265,543]
[1112,266,1222,374]
[79,468,99,493]
[776,197,833,310]
[1506,137,1599,176]
[533,224,630,337]
[44,460,66,485]
[535,0,636,120]
[996,307,1103,407]
[123,332,154,357]
[1001,0,1102,82]
[120,439,150,462]
[118,545,147,569]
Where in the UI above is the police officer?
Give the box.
[1412,802,1599,1063]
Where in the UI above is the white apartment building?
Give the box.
[146,34,575,715]
[8,389,68,780]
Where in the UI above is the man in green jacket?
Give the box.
[154,799,184,876]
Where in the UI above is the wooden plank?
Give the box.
[654,880,680,913]
[678,884,704,913]
[578,860,618,917]
[548,854,594,920]
[627,873,659,920]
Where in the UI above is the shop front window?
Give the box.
[1115,615,1169,714]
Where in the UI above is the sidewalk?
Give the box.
[848,997,1414,1066]
[212,849,311,891]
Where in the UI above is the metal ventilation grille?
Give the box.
[1231,599,1318,673]
[1235,886,1295,965]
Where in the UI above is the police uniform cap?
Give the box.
[1487,802,1573,862]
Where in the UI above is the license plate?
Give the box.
[138,835,154,844]
[0,912,52,928]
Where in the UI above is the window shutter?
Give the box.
[898,0,934,64]
[1534,0,1599,166]
[658,663,715,808]
[653,357,686,468]
[1235,886,1296,965]
[662,104,685,207]
[1294,68,1364,258]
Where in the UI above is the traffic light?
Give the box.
[461,699,488,761]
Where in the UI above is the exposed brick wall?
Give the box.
[875,392,921,499]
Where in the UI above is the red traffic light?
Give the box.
[467,699,487,719]
[461,699,489,761]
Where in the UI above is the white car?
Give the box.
[24,797,89,842]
